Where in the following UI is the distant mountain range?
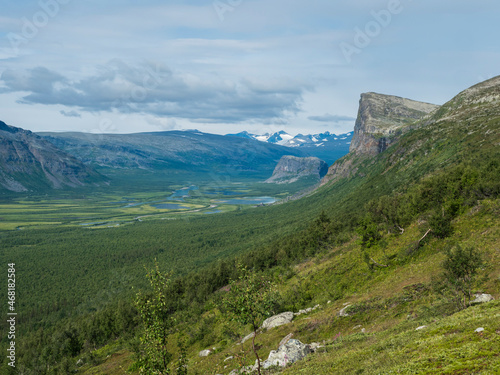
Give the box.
[226,130,353,164]
[39,130,307,177]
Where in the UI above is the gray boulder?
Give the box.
[198,349,211,357]
[338,304,352,317]
[262,311,294,329]
[471,293,494,304]
[259,339,312,369]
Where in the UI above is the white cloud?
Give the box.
[0,61,308,124]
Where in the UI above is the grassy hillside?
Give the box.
[186,199,499,374]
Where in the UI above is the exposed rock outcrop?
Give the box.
[294,304,321,316]
[266,156,329,184]
[0,121,104,192]
[338,304,352,317]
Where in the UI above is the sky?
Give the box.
[0,0,499,136]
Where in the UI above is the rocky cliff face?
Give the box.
[0,121,104,192]
[266,155,329,184]
[321,93,438,186]
[350,93,439,156]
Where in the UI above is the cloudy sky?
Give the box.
[0,0,499,136]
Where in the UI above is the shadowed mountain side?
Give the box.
[0,121,105,193]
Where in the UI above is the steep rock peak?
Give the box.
[350,92,438,156]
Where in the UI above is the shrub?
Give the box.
[441,245,483,310]
[220,265,279,375]
[429,209,453,238]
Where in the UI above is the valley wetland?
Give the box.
[0,180,305,231]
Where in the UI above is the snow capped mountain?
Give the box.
[267,130,295,145]
[229,130,294,145]
[227,130,352,145]
[226,130,354,164]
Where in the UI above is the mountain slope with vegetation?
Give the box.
[0,77,499,374]
[0,121,105,194]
